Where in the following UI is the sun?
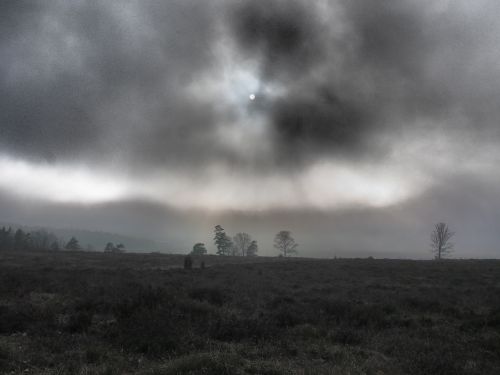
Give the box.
[249,93,256,101]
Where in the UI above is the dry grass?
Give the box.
[0,251,499,374]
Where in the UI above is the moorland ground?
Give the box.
[0,251,499,374]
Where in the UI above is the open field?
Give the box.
[0,251,499,374]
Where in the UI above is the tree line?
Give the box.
[190,225,299,257]
[191,223,456,259]
[0,227,61,252]
[1,222,455,259]
[0,226,126,253]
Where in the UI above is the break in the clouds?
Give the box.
[1,0,500,217]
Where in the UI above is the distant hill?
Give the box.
[0,222,171,253]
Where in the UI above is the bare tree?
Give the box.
[233,232,252,256]
[274,230,298,257]
[430,222,454,260]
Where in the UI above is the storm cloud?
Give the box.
[1,0,500,256]
[2,0,499,169]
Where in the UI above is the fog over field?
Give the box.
[1,1,500,257]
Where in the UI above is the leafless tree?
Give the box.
[233,232,252,256]
[430,222,454,260]
[274,230,298,257]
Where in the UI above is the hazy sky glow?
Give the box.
[1,0,500,257]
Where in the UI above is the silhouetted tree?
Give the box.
[0,227,13,251]
[274,230,298,257]
[65,237,81,251]
[229,243,239,256]
[430,222,454,260]
[104,242,115,252]
[25,233,32,250]
[233,232,252,256]
[191,242,207,255]
[214,225,232,256]
[30,229,57,251]
[1,227,60,252]
[13,229,28,251]
[247,240,258,257]
[104,242,125,253]
[227,239,235,255]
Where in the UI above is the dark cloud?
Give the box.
[229,0,379,164]
[270,88,368,163]
[2,0,500,170]
[230,0,323,79]
[342,0,500,129]
[1,0,500,260]
[228,0,500,164]
[227,0,432,163]
[347,2,430,77]
[0,1,221,166]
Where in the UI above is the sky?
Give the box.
[1,0,500,258]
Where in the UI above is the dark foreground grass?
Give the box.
[0,251,499,374]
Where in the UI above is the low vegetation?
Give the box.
[0,251,499,374]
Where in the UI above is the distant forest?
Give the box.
[0,223,169,253]
[0,226,124,253]
[0,226,61,252]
